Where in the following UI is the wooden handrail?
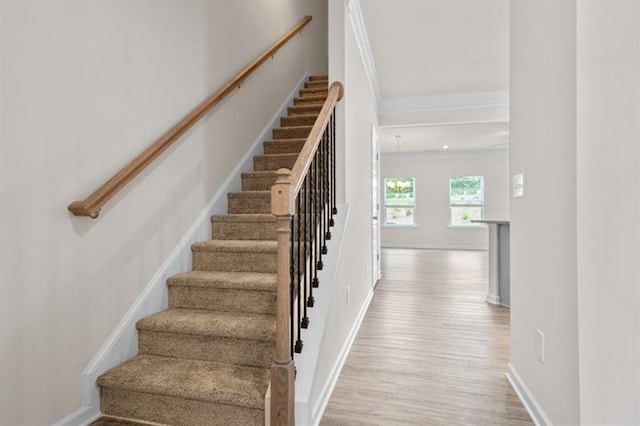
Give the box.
[68,15,313,218]
[270,80,344,426]
[289,82,344,194]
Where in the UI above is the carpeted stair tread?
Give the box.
[168,270,276,292]
[192,239,277,253]
[281,113,319,127]
[137,309,276,342]
[272,125,313,139]
[300,88,328,97]
[227,191,271,214]
[227,190,271,198]
[212,212,277,238]
[294,94,326,105]
[263,138,307,154]
[211,213,276,223]
[89,416,155,426]
[253,153,299,171]
[97,355,269,410]
[305,81,328,88]
[309,74,328,81]
[287,104,323,116]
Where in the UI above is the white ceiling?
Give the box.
[355,0,510,151]
[379,122,509,153]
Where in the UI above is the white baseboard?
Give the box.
[51,407,100,426]
[310,287,374,426]
[506,363,552,426]
[485,293,500,305]
[382,243,488,251]
[53,72,309,426]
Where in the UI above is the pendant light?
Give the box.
[386,135,402,190]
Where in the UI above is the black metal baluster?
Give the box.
[316,150,324,271]
[289,215,295,359]
[311,156,319,288]
[331,110,338,217]
[325,127,332,241]
[329,110,336,227]
[294,193,303,353]
[306,171,315,306]
[318,137,323,254]
[301,176,309,329]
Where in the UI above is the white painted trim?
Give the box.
[485,293,500,305]
[53,72,310,426]
[507,363,552,426]
[379,119,509,130]
[51,406,100,426]
[292,205,351,425]
[380,91,509,114]
[381,243,488,251]
[310,288,374,426]
[346,0,381,108]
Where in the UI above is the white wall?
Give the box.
[576,1,640,423]
[0,1,327,424]
[380,149,509,250]
[310,0,378,419]
[509,1,581,424]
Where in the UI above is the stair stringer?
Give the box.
[54,72,310,426]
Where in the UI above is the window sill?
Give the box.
[383,224,418,228]
[447,224,487,229]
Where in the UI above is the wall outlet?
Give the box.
[346,286,351,306]
[535,329,545,363]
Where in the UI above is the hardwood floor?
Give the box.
[320,249,532,426]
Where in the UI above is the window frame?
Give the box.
[383,177,416,227]
[449,176,484,227]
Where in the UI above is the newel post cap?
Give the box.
[271,168,295,216]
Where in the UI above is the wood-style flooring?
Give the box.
[320,249,532,426]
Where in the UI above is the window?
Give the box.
[384,177,415,225]
[449,176,484,226]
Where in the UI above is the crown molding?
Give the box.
[346,0,508,118]
[380,90,509,114]
[347,0,382,107]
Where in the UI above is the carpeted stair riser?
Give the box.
[253,153,299,172]
[287,104,323,116]
[263,139,306,155]
[212,214,277,239]
[305,80,328,89]
[309,75,328,81]
[241,172,279,191]
[281,114,319,127]
[299,88,328,97]
[294,95,327,105]
[191,241,278,273]
[227,191,271,214]
[138,332,274,368]
[100,388,264,426]
[272,125,313,139]
[192,250,276,273]
[169,286,276,314]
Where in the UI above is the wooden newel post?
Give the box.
[270,168,295,426]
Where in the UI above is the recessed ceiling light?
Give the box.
[443,145,449,149]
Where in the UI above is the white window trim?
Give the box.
[449,176,484,227]
[383,177,416,227]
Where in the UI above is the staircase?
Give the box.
[92,75,329,426]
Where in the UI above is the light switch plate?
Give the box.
[513,173,524,198]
